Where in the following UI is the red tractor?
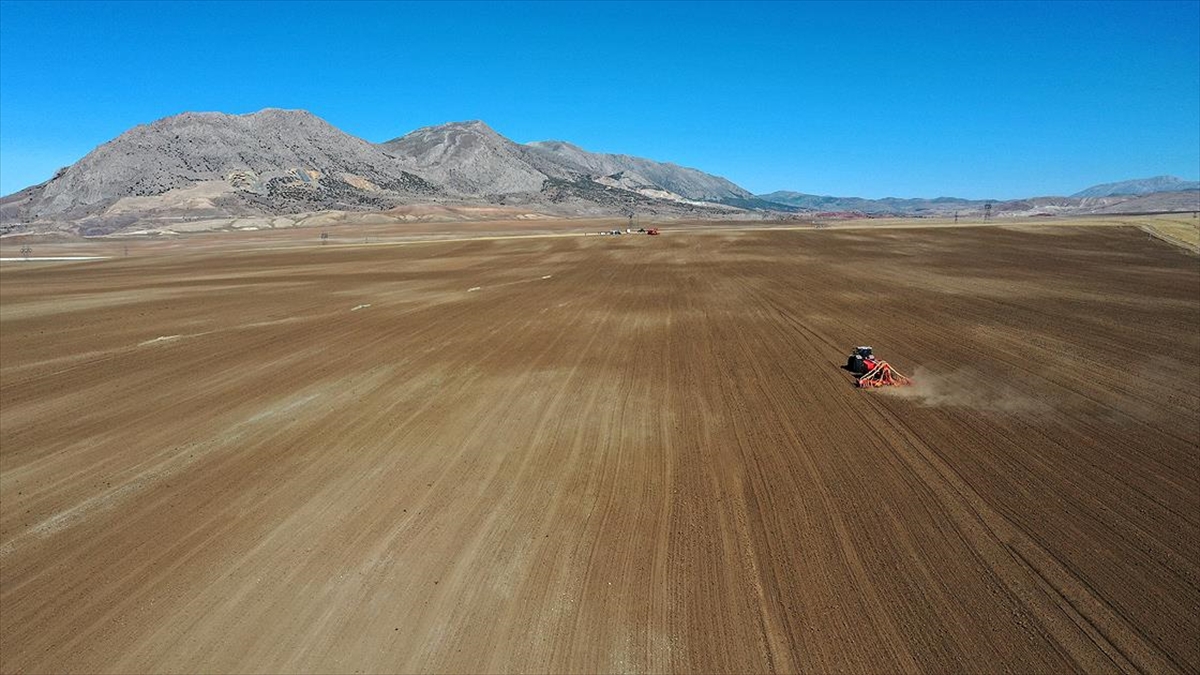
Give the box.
[846,346,912,388]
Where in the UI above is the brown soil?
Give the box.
[1,225,1197,673]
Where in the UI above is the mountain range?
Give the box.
[1,108,1197,235]
[1069,176,1200,198]
[754,189,1200,218]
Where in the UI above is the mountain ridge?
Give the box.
[3,108,1197,235]
[2,109,758,234]
[1070,175,1200,198]
[756,176,1200,217]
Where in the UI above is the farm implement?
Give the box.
[846,346,912,388]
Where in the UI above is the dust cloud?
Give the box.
[882,367,1048,414]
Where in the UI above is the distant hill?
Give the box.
[755,191,986,215]
[0,109,440,233]
[381,122,760,208]
[3,108,1197,236]
[380,120,571,196]
[1076,190,1200,213]
[1072,176,1200,198]
[1,110,755,234]
[757,180,1200,217]
[525,140,754,204]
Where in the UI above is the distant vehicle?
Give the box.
[646,228,660,236]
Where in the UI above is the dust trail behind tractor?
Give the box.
[846,346,913,388]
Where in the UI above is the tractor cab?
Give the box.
[847,346,875,375]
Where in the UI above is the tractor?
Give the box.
[846,346,912,388]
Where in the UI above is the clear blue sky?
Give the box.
[1,0,1197,198]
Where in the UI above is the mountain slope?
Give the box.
[526,140,752,204]
[380,123,755,206]
[379,121,573,196]
[377,121,759,215]
[1,110,760,234]
[2,109,438,228]
[7,107,1194,236]
[1072,176,1200,198]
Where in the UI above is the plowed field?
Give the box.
[2,225,1197,674]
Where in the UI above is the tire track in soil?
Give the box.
[1,226,1196,674]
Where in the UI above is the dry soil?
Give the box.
[1,225,1197,673]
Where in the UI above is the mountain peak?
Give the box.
[1072,175,1200,198]
[385,119,500,144]
[529,140,582,151]
[148,108,320,125]
[7,107,431,224]
[250,107,314,116]
[527,139,751,202]
[1,109,762,234]
[380,120,549,195]
[449,119,492,129]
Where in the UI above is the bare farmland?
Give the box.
[1,224,1197,673]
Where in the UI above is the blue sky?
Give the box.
[1,0,1197,198]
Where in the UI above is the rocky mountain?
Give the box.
[1071,175,1200,198]
[381,122,761,209]
[4,107,1197,236]
[1,109,440,232]
[525,140,753,204]
[380,121,572,196]
[2,110,756,234]
[1071,190,1200,213]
